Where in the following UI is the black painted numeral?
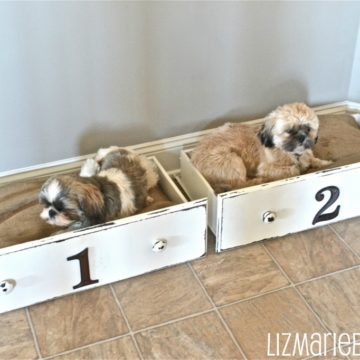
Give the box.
[67,248,99,290]
[312,186,340,225]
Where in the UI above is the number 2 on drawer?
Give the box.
[312,186,341,225]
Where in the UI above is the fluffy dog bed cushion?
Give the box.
[311,114,360,168]
[0,177,175,249]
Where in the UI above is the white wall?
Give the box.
[1,1,360,172]
[349,22,360,101]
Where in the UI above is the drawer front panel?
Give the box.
[218,167,360,251]
[0,201,206,313]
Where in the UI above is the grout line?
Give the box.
[129,336,143,360]
[187,262,248,360]
[131,308,215,335]
[261,238,360,288]
[217,284,293,310]
[261,243,333,334]
[261,243,293,285]
[293,286,333,333]
[109,285,144,360]
[215,311,248,360]
[42,333,131,360]
[329,224,360,261]
[295,263,360,286]
[25,308,42,359]
[345,341,360,359]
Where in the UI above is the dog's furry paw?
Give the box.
[321,159,333,166]
[80,159,100,177]
[288,164,301,177]
[312,158,333,168]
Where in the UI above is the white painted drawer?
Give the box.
[0,157,207,313]
[180,150,360,252]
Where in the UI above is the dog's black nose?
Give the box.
[298,134,306,143]
[49,209,57,218]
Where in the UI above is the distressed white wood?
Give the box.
[152,157,187,204]
[217,163,360,251]
[180,150,217,234]
[0,157,207,313]
[0,200,206,313]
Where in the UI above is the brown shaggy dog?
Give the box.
[192,103,331,192]
[39,147,159,231]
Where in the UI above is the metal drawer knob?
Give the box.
[152,239,167,252]
[263,211,276,223]
[0,279,15,295]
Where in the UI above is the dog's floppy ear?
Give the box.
[258,125,274,148]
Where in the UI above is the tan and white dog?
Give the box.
[192,103,332,192]
[39,146,159,231]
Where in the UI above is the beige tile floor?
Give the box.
[2,218,360,359]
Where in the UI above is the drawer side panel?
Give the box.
[180,151,217,232]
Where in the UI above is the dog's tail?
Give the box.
[80,159,100,177]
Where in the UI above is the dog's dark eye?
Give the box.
[53,200,64,212]
[303,125,311,134]
[286,129,297,135]
[40,197,51,207]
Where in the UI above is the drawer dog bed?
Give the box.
[180,113,360,251]
[0,177,175,249]
[0,157,207,313]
